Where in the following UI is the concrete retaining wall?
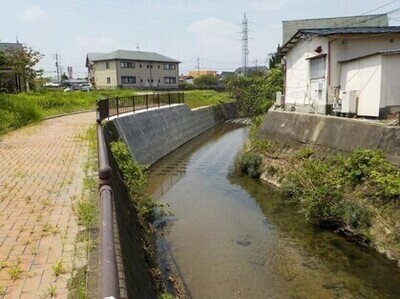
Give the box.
[106,103,238,165]
[258,110,400,162]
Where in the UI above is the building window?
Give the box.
[107,77,111,84]
[106,62,110,69]
[164,63,176,70]
[147,65,149,69]
[151,65,153,68]
[164,77,176,84]
[120,61,135,68]
[158,79,160,83]
[140,79,143,83]
[140,64,142,68]
[310,57,326,79]
[158,65,160,69]
[121,76,136,84]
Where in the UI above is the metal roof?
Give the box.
[338,48,400,63]
[280,26,400,55]
[89,49,180,63]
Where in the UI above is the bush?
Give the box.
[282,154,374,229]
[236,152,263,178]
[110,139,157,222]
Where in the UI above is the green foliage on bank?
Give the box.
[110,139,157,222]
[282,149,400,230]
[226,67,283,117]
[183,90,232,109]
[235,152,263,178]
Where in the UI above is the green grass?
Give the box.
[183,90,232,109]
[0,89,232,135]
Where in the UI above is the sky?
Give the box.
[1,0,400,79]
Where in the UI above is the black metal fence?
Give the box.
[97,91,184,121]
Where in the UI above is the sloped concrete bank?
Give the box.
[103,103,238,297]
[258,110,400,164]
[107,103,238,165]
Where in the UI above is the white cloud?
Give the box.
[19,5,48,22]
[188,17,236,36]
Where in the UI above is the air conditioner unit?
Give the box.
[341,90,357,114]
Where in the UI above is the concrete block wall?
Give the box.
[258,110,400,163]
[106,102,238,165]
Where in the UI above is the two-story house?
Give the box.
[86,50,180,89]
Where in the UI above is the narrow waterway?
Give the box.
[147,123,400,299]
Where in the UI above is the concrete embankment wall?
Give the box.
[104,103,237,297]
[106,103,238,165]
[258,110,400,163]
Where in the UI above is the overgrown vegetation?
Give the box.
[110,139,157,222]
[183,90,232,109]
[235,152,263,178]
[68,126,98,298]
[241,119,400,251]
[226,67,283,117]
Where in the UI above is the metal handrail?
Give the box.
[97,91,185,121]
[97,111,119,299]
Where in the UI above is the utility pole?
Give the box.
[53,53,61,82]
[197,57,200,76]
[240,13,249,75]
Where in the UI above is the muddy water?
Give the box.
[147,123,400,299]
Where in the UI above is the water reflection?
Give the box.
[148,124,400,299]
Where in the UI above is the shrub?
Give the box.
[110,139,157,222]
[236,152,263,178]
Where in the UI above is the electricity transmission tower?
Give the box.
[241,13,249,75]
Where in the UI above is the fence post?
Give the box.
[168,92,171,105]
[132,95,135,113]
[116,97,119,116]
[146,94,149,110]
[158,93,160,108]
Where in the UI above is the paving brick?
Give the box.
[0,112,95,298]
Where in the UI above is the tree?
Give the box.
[61,72,69,82]
[226,67,283,117]
[6,46,43,91]
[268,44,282,69]
[0,51,7,66]
[193,74,218,89]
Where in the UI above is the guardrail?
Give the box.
[97,91,184,121]
[96,111,119,299]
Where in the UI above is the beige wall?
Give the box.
[285,36,328,113]
[93,60,118,89]
[381,54,400,111]
[93,59,179,89]
[340,55,382,117]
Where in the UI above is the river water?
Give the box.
[147,123,400,299]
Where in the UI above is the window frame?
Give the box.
[121,76,136,84]
[164,77,177,84]
[120,61,135,69]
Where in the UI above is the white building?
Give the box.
[280,27,400,118]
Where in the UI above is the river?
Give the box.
[147,123,400,299]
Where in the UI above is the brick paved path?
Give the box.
[0,112,95,298]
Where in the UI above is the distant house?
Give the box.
[86,50,180,89]
[234,66,268,76]
[280,26,400,118]
[0,42,24,92]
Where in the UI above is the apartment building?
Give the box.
[86,50,180,89]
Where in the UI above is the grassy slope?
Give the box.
[0,89,232,135]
